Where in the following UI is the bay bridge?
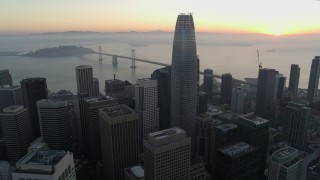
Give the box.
[94,47,255,86]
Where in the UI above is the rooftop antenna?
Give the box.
[257,49,262,69]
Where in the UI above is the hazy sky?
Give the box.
[1,0,320,35]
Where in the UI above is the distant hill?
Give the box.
[23,46,94,57]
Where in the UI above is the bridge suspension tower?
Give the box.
[131,49,136,68]
[98,46,103,61]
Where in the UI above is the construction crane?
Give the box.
[257,49,262,69]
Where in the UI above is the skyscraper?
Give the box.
[237,113,270,178]
[288,64,300,98]
[82,96,117,162]
[99,105,140,180]
[93,77,100,96]
[307,56,320,102]
[21,78,48,138]
[76,65,94,97]
[144,128,191,179]
[220,73,233,104]
[151,66,171,130]
[198,91,208,114]
[274,74,286,102]
[37,99,72,151]
[255,68,277,118]
[268,147,304,180]
[0,105,33,163]
[231,86,246,114]
[0,70,12,86]
[203,69,214,98]
[135,78,159,138]
[171,13,198,137]
[283,101,310,149]
[0,85,23,111]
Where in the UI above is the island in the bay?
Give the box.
[23,46,94,57]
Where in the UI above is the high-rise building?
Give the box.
[255,68,277,118]
[105,79,134,108]
[194,113,214,165]
[221,73,233,104]
[75,65,94,97]
[288,64,300,98]
[215,123,238,150]
[203,69,214,98]
[12,150,76,180]
[268,147,304,180]
[144,128,191,179]
[215,142,259,180]
[37,99,72,151]
[99,105,140,180]
[171,13,198,137]
[82,96,117,162]
[307,56,320,102]
[21,78,48,138]
[0,70,12,86]
[74,93,89,152]
[0,105,33,163]
[231,86,246,114]
[283,101,310,149]
[151,66,171,130]
[274,74,286,102]
[93,77,100,96]
[135,78,159,138]
[0,85,23,111]
[198,91,208,114]
[237,113,270,178]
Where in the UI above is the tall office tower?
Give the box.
[171,13,198,137]
[99,105,140,180]
[231,86,246,114]
[215,142,259,180]
[93,77,100,96]
[37,99,72,151]
[144,128,191,179]
[105,79,134,108]
[0,161,12,180]
[82,96,117,162]
[151,66,171,130]
[76,65,94,97]
[194,113,214,165]
[21,78,48,138]
[74,93,89,152]
[0,105,33,163]
[215,123,238,150]
[0,85,23,111]
[220,73,233,104]
[274,74,286,102]
[12,150,76,180]
[198,91,208,114]
[255,68,277,118]
[204,69,214,98]
[237,113,270,178]
[0,70,12,86]
[268,147,304,180]
[288,64,300,98]
[283,101,310,149]
[307,56,320,102]
[135,79,159,138]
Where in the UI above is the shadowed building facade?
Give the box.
[307,56,320,103]
[288,64,300,99]
[170,13,198,137]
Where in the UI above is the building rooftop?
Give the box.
[84,95,114,103]
[238,112,269,125]
[75,65,92,69]
[282,155,304,168]
[135,78,157,87]
[0,85,20,89]
[126,165,144,178]
[101,104,133,118]
[2,105,24,113]
[37,99,67,108]
[273,147,297,160]
[220,142,255,158]
[146,128,187,147]
[216,123,237,132]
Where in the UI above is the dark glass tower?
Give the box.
[203,69,213,98]
[151,66,171,130]
[221,73,233,104]
[255,68,277,118]
[288,64,300,98]
[20,78,48,138]
[307,56,320,103]
[171,14,198,136]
